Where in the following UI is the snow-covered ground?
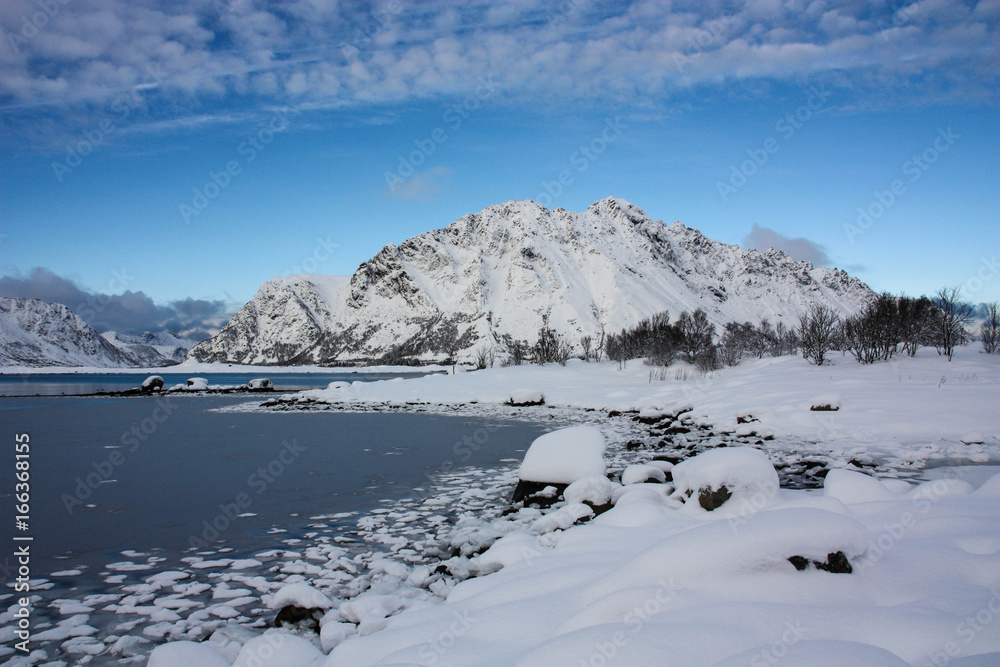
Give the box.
[288,346,1000,462]
[9,347,1000,666]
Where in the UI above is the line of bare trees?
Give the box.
[469,288,995,370]
[798,287,989,365]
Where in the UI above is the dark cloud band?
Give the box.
[0,267,230,338]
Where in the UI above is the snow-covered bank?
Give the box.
[135,348,1000,666]
[290,347,1000,455]
[321,460,1000,666]
[144,446,1000,667]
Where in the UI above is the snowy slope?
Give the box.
[0,297,137,368]
[189,198,874,365]
[101,330,200,366]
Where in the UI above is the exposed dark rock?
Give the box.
[815,551,853,574]
[787,551,853,574]
[511,480,567,506]
[698,484,732,511]
[788,556,810,571]
[810,404,839,411]
[274,605,320,631]
[625,439,644,451]
[636,413,667,425]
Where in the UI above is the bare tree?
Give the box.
[500,334,528,366]
[932,287,975,361]
[799,304,840,366]
[982,302,1000,354]
[472,345,495,370]
[676,309,715,364]
[580,335,593,361]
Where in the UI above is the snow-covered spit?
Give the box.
[189,197,873,365]
[111,347,1000,667]
[281,346,1000,461]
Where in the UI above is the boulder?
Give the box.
[508,389,545,406]
[621,464,667,485]
[248,378,273,391]
[140,375,164,393]
[274,604,320,631]
[186,377,209,390]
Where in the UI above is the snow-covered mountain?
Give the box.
[0,297,138,367]
[189,198,875,365]
[102,330,199,366]
[0,297,201,368]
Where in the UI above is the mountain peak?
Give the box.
[190,199,874,365]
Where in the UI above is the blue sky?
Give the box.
[0,0,998,336]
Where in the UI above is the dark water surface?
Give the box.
[0,395,549,578]
[0,371,438,396]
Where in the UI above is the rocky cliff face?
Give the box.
[189,197,874,365]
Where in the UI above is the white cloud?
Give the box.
[0,0,995,129]
[386,166,451,202]
[743,224,832,267]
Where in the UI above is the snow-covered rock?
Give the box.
[508,388,544,406]
[186,377,209,390]
[248,378,273,390]
[188,198,873,365]
[621,463,667,485]
[564,474,616,506]
[810,393,842,411]
[518,426,606,485]
[531,502,595,533]
[670,447,780,516]
[141,375,164,392]
[269,582,333,611]
[232,634,323,667]
[146,640,230,667]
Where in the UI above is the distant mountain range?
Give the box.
[0,297,199,368]
[189,197,875,365]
